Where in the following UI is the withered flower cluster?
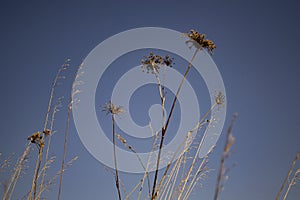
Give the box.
[27,131,43,148]
[102,101,124,115]
[185,29,216,54]
[27,129,51,148]
[141,52,174,74]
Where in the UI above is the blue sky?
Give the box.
[0,0,300,199]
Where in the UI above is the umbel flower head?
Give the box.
[184,29,216,54]
[102,101,124,115]
[28,131,44,148]
[141,52,174,74]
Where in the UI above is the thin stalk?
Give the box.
[177,124,210,200]
[57,101,72,200]
[58,62,82,200]
[116,133,151,198]
[3,144,31,200]
[183,155,209,200]
[276,148,300,200]
[137,124,159,200]
[112,115,122,200]
[31,147,43,200]
[213,114,237,200]
[38,102,60,199]
[29,60,68,200]
[154,103,216,196]
[37,156,77,200]
[151,49,199,199]
[163,155,182,200]
[283,168,300,200]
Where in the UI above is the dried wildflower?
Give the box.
[224,133,235,153]
[27,131,42,144]
[215,92,225,105]
[102,101,124,115]
[141,52,174,74]
[43,129,51,136]
[184,29,216,54]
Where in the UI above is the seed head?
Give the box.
[215,92,225,105]
[102,101,124,115]
[141,52,174,74]
[184,29,216,54]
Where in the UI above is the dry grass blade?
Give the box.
[116,133,151,196]
[38,100,61,199]
[58,62,83,200]
[112,115,122,200]
[154,102,217,198]
[176,123,211,200]
[276,148,300,200]
[102,100,124,200]
[36,156,78,199]
[283,167,300,200]
[28,59,69,200]
[213,113,237,200]
[151,49,199,200]
[3,144,31,200]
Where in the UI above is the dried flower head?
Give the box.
[102,101,124,115]
[43,129,51,136]
[141,52,174,74]
[27,131,42,144]
[184,29,216,54]
[215,92,225,105]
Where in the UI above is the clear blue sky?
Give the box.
[0,0,300,199]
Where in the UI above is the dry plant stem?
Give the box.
[154,103,216,197]
[57,100,71,200]
[177,125,210,200]
[31,147,43,200]
[29,62,67,200]
[124,182,141,200]
[112,115,122,200]
[38,103,59,199]
[157,154,181,199]
[137,124,159,200]
[151,49,199,199]
[159,134,192,199]
[164,155,183,200]
[283,168,300,200]
[168,144,192,200]
[3,144,31,200]
[183,155,209,200]
[36,156,77,199]
[276,148,300,200]
[213,114,237,200]
[43,66,65,132]
[116,133,151,199]
[58,62,82,200]
[154,74,165,129]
